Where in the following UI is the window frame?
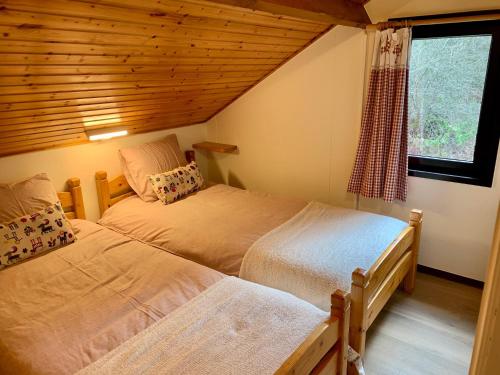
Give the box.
[408,20,500,187]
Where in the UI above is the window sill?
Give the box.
[408,169,493,187]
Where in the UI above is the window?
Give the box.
[408,21,500,187]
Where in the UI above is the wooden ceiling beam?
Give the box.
[204,0,371,28]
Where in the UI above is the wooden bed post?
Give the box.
[67,177,86,220]
[350,268,369,357]
[95,171,111,217]
[278,290,351,375]
[332,290,350,375]
[403,209,423,293]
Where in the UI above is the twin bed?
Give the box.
[0,178,349,375]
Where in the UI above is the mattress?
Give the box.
[0,219,223,375]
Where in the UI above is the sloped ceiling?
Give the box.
[0,0,370,156]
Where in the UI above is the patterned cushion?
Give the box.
[0,202,76,270]
[149,161,204,204]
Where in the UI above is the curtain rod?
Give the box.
[365,12,500,30]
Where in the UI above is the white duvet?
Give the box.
[240,202,408,311]
[77,277,328,375]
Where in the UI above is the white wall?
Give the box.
[206,0,500,281]
[359,161,500,281]
[0,124,207,222]
[206,26,366,208]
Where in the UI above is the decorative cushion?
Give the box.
[0,202,76,270]
[119,134,187,202]
[149,161,204,204]
[0,173,59,224]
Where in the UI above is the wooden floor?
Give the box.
[364,272,483,375]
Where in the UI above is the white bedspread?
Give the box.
[77,277,328,375]
[240,202,408,311]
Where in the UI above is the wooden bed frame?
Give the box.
[350,209,422,355]
[58,175,350,374]
[58,177,86,220]
[279,290,350,375]
[95,171,422,363]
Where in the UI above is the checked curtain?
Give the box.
[348,27,412,202]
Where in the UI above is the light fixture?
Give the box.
[83,116,121,127]
[86,129,128,141]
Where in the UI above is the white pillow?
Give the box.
[119,134,187,202]
[0,173,59,224]
[149,162,204,204]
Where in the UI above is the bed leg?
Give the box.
[332,290,350,375]
[403,209,423,294]
[349,268,369,358]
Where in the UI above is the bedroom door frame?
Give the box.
[469,202,500,374]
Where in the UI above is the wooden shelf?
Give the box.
[192,142,238,153]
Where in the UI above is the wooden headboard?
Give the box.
[95,171,135,217]
[58,178,86,220]
[94,150,196,217]
[94,167,209,217]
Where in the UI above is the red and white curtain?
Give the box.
[348,27,411,202]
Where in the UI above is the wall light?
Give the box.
[87,129,128,141]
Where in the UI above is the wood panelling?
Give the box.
[0,0,341,156]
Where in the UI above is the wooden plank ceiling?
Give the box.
[0,0,369,157]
